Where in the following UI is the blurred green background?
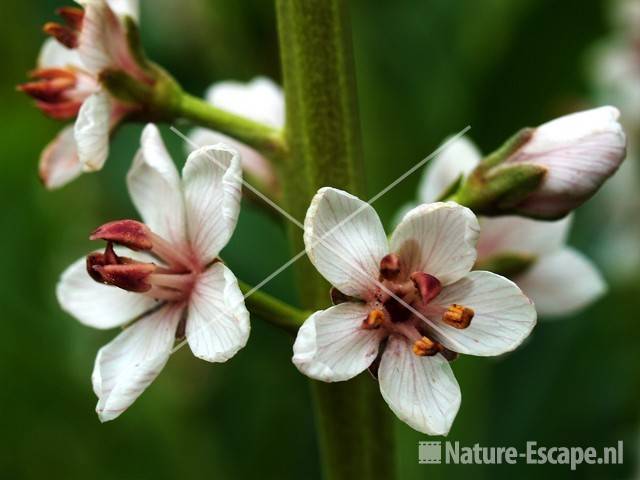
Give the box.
[1,0,639,478]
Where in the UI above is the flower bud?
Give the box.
[456,107,627,219]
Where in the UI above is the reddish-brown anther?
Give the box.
[18,68,76,102]
[90,220,153,251]
[410,272,442,304]
[379,253,401,280]
[57,7,84,30]
[92,263,156,292]
[43,22,78,49]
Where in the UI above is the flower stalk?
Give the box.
[275,1,395,479]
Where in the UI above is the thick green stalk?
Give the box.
[276,1,396,479]
[237,280,308,333]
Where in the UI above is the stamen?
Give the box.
[43,22,78,48]
[363,309,384,329]
[56,7,84,30]
[379,253,402,280]
[410,272,442,304]
[90,220,153,251]
[412,337,443,357]
[442,304,474,329]
[92,263,156,292]
[148,273,195,292]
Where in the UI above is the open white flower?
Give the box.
[293,188,536,435]
[406,135,606,317]
[19,0,150,188]
[187,77,283,189]
[56,124,249,421]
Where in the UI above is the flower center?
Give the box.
[361,253,475,358]
[86,219,200,302]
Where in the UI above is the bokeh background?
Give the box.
[1,0,639,478]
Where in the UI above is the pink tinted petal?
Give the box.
[38,37,83,69]
[56,251,159,329]
[185,263,250,363]
[292,303,384,382]
[477,215,572,260]
[182,144,243,263]
[39,126,83,189]
[127,124,187,248]
[418,136,481,203]
[378,335,461,435]
[92,304,182,422]
[515,248,606,317]
[304,188,388,298]
[428,271,536,356]
[390,202,479,286]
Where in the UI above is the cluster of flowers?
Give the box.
[21,0,627,435]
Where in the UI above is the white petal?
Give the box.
[75,91,111,172]
[510,106,627,217]
[516,248,606,317]
[292,303,383,382]
[304,188,388,298]
[76,0,115,74]
[127,124,187,248]
[205,77,285,128]
[390,202,479,285]
[476,215,572,260]
[56,253,159,329]
[378,335,460,436]
[38,38,83,69]
[39,126,83,189]
[92,304,182,422]
[106,0,139,21]
[428,271,536,356]
[185,263,250,362]
[187,128,277,188]
[418,136,481,203]
[182,144,242,262]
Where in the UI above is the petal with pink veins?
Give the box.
[515,248,606,317]
[39,126,83,189]
[38,37,83,69]
[185,263,250,363]
[304,188,388,298]
[127,124,187,248]
[427,271,536,356]
[182,144,242,263]
[92,304,182,422]
[56,252,159,329]
[292,302,384,382]
[378,335,461,436]
[391,202,479,286]
[74,91,111,171]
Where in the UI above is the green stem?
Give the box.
[276,1,396,479]
[175,91,288,160]
[237,279,308,333]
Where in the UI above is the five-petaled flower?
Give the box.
[293,187,536,435]
[18,0,150,188]
[56,124,249,421]
[406,135,607,317]
[188,77,284,190]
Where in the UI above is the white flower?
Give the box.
[19,0,149,189]
[293,188,536,435]
[408,135,606,317]
[500,107,626,218]
[56,124,249,421]
[187,77,284,188]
